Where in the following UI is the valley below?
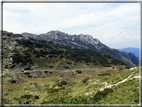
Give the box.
[2,66,140,105]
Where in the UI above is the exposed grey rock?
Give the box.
[21,30,139,66]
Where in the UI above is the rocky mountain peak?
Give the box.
[20,30,139,66]
[46,30,67,36]
[79,34,94,42]
[20,32,37,39]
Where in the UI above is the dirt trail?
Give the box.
[100,67,138,91]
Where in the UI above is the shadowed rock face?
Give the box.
[21,31,139,66]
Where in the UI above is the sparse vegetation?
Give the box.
[76,70,82,74]
[2,31,139,104]
[82,77,89,83]
[98,73,111,76]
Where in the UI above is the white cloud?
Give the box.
[3,3,140,48]
[55,13,103,29]
[107,3,140,16]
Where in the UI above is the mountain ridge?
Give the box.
[20,30,139,66]
[2,30,128,71]
[118,47,139,58]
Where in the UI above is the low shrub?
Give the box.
[66,62,72,64]
[28,75,32,78]
[57,80,67,86]
[76,70,82,74]
[82,77,89,83]
[8,89,13,91]
[61,80,67,85]
[24,67,31,70]
[10,65,15,68]
[35,95,39,99]
[98,73,111,76]
[10,80,16,83]
[47,89,59,93]
[93,88,113,101]
[21,94,32,99]
[117,67,124,70]
[5,65,8,69]
[44,71,48,73]
[57,82,62,86]
[49,71,52,74]
[50,66,53,68]
[125,66,130,69]
[64,66,69,69]
[102,64,111,67]
[24,72,30,75]
[60,86,65,90]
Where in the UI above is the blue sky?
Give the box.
[3,2,140,49]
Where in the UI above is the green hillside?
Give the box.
[3,31,127,72]
[3,66,140,105]
[2,31,140,105]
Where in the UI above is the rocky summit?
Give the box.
[21,30,139,66]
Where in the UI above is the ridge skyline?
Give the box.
[3,30,140,50]
[13,30,139,49]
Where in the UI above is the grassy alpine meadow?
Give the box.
[2,31,140,105]
[2,65,140,105]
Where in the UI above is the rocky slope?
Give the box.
[3,31,127,72]
[21,30,139,66]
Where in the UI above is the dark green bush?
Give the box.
[57,80,67,86]
[125,66,130,69]
[93,88,113,101]
[50,66,53,68]
[21,94,32,99]
[5,65,8,69]
[35,95,39,99]
[47,89,59,93]
[8,89,13,91]
[49,71,52,74]
[24,67,31,70]
[57,82,62,86]
[82,77,89,83]
[61,80,67,85]
[64,66,69,69]
[59,54,64,58]
[17,39,33,47]
[102,64,111,67]
[10,65,15,68]
[25,101,30,104]
[60,86,65,90]
[66,62,72,64]
[98,73,111,76]
[10,80,16,83]
[24,72,30,75]
[44,71,48,73]
[76,70,82,74]
[118,67,123,70]
[28,75,32,78]
[35,54,41,58]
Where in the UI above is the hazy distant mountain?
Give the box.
[20,30,139,66]
[118,47,139,58]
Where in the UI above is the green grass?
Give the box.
[2,66,140,104]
